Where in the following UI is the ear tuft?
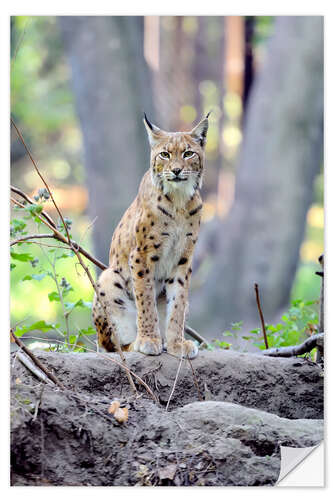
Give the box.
[143,113,165,147]
[143,112,154,131]
[190,114,210,147]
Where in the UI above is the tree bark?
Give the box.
[191,16,323,335]
[59,16,155,266]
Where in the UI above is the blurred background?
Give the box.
[10,16,324,343]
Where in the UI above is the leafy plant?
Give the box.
[210,300,319,356]
[10,192,97,352]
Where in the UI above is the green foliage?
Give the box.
[209,300,319,357]
[15,320,60,338]
[10,194,97,353]
[252,299,318,350]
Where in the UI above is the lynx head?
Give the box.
[143,113,210,201]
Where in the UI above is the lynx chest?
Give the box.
[154,217,188,282]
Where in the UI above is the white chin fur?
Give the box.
[163,177,197,203]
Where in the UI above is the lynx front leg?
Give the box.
[165,260,198,359]
[129,250,162,355]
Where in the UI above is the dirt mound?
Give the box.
[10,350,323,486]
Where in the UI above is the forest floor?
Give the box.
[10,350,323,486]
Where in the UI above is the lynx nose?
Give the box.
[172,167,182,176]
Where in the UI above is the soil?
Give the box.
[10,350,323,486]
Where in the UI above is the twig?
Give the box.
[262,333,324,358]
[14,241,70,250]
[316,254,324,364]
[11,118,72,245]
[166,357,183,411]
[11,192,107,270]
[10,233,55,246]
[254,283,269,349]
[11,329,65,389]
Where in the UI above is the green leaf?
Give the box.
[64,299,92,312]
[48,291,60,302]
[10,251,34,262]
[69,334,78,345]
[10,263,16,271]
[10,219,27,236]
[26,203,43,215]
[79,326,96,336]
[250,328,260,334]
[22,273,46,282]
[14,320,59,337]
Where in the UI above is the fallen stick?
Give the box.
[11,330,65,389]
[16,351,54,385]
[184,325,209,347]
[262,332,324,358]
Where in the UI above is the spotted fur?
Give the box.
[92,114,210,358]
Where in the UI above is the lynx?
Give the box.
[92,113,210,359]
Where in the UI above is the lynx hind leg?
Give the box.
[92,292,115,352]
[92,268,137,352]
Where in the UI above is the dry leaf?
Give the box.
[108,400,128,423]
[15,377,22,385]
[108,400,120,414]
[114,407,128,423]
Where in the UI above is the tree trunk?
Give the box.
[191,16,323,335]
[59,16,155,266]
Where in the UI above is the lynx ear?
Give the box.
[143,113,166,147]
[190,111,211,147]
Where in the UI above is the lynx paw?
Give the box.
[167,339,198,359]
[132,336,163,356]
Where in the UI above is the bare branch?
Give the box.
[11,191,107,270]
[16,351,53,385]
[262,333,324,358]
[10,233,55,247]
[184,325,209,347]
[254,283,269,349]
[11,118,72,244]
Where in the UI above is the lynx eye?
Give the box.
[159,151,170,159]
[183,150,195,159]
